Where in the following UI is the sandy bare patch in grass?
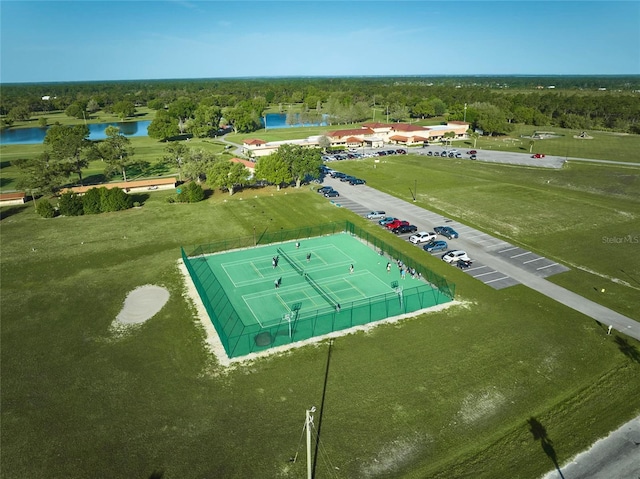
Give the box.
[360,432,431,478]
[114,285,170,325]
[457,389,506,425]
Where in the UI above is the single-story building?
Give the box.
[230,158,256,178]
[62,177,178,195]
[240,121,469,156]
[0,192,27,206]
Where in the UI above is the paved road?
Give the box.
[322,176,640,342]
[541,416,640,479]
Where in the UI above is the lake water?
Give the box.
[0,113,326,145]
[262,113,328,129]
[0,120,151,145]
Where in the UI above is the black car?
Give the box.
[340,175,355,182]
[392,224,418,235]
[317,186,334,194]
[349,178,366,185]
[434,226,459,239]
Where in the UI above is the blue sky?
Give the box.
[1,1,639,83]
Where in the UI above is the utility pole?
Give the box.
[306,407,316,479]
[463,103,467,123]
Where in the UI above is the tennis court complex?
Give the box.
[182,223,454,358]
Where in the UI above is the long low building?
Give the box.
[242,121,469,157]
[62,177,178,195]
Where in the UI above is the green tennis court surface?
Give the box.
[183,231,453,358]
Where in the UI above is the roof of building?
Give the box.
[389,135,408,141]
[345,137,362,143]
[361,122,393,129]
[63,177,177,194]
[243,138,267,145]
[327,128,374,137]
[391,124,426,132]
[230,158,256,169]
[0,192,26,200]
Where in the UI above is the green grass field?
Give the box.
[2,120,640,477]
[2,144,640,479]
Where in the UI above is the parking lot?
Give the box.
[417,145,567,169]
[321,175,569,290]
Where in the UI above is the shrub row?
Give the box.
[37,186,134,218]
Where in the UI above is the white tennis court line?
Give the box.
[250,261,263,278]
[343,276,367,298]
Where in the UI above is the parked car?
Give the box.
[317,186,334,194]
[385,220,409,230]
[324,190,340,198]
[442,250,470,263]
[340,175,355,182]
[409,231,437,244]
[395,149,407,155]
[423,240,448,253]
[532,153,546,158]
[349,178,366,185]
[467,150,477,155]
[330,171,346,178]
[378,217,398,225]
[392,224,418,235]
[455,153,462,158]
[434,226,459,239]
[440,151,448,157]
[427,151,433,156]
[366,211,386,219]
[470,154,477,160]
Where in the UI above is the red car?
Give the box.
[467,150,477,155]
[385,220,409,230]
[532,153,546,158]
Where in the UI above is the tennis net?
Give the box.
[277,247,304,276]
[304,273,339,309]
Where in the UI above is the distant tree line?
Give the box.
[2,76,639,135]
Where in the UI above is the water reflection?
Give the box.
[0,120,151,145]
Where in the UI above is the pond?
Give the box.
[0,121,151,145]
[0,113,327,146]
[262,113,328,129]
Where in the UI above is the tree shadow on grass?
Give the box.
[148,470,164,479]
[527,417,565,479]
[1,204,29,220]
[81,173,108,186]
[129,193,150,205]
[614,336,640,363]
